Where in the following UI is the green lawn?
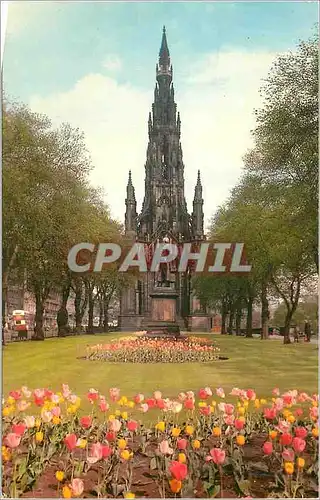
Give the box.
[3,334,318,406]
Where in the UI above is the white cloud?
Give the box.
[103,55,122,73]
[29,49,278,231]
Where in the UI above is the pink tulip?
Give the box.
[51,406,61,417]
[207,448,226,465]
[216,388,225,399]
[277,420,291,433]
[264,407,277,420]
[177,438,188,450]
[262,441,273,455]
[17,400,31,412]
[5,433,21,449]
[87,442,111,463]
[282,448,295,462]
[41,410,53,423]
[178,392,187,402]
[184,399,195,410]
[99,400,109,412]
[159,440,173,455]
[272,388,280,396]
[295,427,308,439]
[51,394,60,404]
[274,398,284,411]
[62,384,71,398]
[310,406,318,419]
[140,403,149,413]
[224,415,235,426]
[70,478,84,497]
[172,402,183,414]
[87,389,99,403]
[9,390,22,400]
[292,437,306,453]
[109,387,120,402]
[34,388,45,399]
[109,419,122,433]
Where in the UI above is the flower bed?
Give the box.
[2,385,319,498]
[85,336,220,363]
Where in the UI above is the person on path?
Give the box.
[304,320,311,342]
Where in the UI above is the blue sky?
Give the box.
[3,1,318,224]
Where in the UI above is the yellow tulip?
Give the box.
[121,412,128,420]
[120,449,133,460]
[269,430,278,440]
[155,421,165,432]
[238,407,245,416]
[297,457,305,469]
[243,401,249,408]
[115,410,121,416]
[312,427,319,438]
[127,401,135,409]
[254,399,260,409]
[55,471,65,482]
[118,439,127,450]
[171,427,181,437]
[185,425,194,436]
[52,416,61,425]
[284,461,294,475]
[124,493,135,499]
[192,439,201,449]
[62,485,72,498]
[77,439,87,449]
[108,414,116,421]
[35,418,41,428]
[36,431,44,443]
[2,407,10,417]
[236,435,245,446]
[212,427,221,437]
[178,453,186,463]
[287,415,295,424]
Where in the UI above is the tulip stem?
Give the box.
[219,465,223,498]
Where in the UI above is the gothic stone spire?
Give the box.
[125,170,137,235]
[192,170,204,239]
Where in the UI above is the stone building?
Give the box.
[119,27,210,332]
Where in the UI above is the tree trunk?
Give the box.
[87,291,94,334]
[220,298,227,334]
[228,307,234,334]
[57,283,70,337]
[2,296,6,346]
[99,298,104,328]
[261,281,269,340]
[235,308,242,336]
[33,291,45,340]
[103,296,109,332]
[74,279,88,334]
[246,296,253,337]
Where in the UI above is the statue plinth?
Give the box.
[145,287,180,338]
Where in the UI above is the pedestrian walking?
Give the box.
[304,320,311,342]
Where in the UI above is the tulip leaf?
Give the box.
[150,457,157,470]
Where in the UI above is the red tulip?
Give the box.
[169,461,188,480]
[156,399,165,409]
[80,416,92,429]
[246,389,256,400]
[64,433,78,451]
[127,420,138,432]
[280,433,292,446]
[295,427,308,439]
[184,399,195,410]
[87,390,99,403]
[9,390,22,401]
[199,388,209,400]
[292,437,306,453]
[234,419,245,430]
[262,441,273,455]
[12,423,26,436]
[106,431,116,441]
[177,438,188,450]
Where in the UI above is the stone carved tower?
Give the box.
[119,27,205,331]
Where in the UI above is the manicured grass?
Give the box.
[3,334,318,406]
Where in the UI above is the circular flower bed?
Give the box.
[1,385,319,498]
[85,336,220,363]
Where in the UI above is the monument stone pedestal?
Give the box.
[145,287,180,338]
